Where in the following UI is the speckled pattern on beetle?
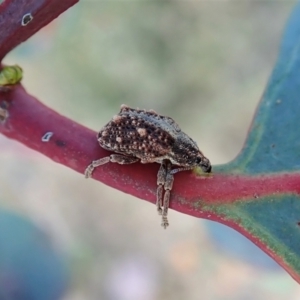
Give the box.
[85,104,212,229]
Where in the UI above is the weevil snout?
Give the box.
[199,156,212,173]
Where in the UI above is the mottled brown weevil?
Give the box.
[85,104,211,229]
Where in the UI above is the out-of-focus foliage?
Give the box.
[0,210,68,300]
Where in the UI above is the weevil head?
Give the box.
[171,134,212,172]
[196,155,212,173]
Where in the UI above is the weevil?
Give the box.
[85,104,211,228]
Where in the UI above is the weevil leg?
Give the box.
[157,160,168,215]
[161,160,174,229]
[109,154,139,165]
[84,154,139,178]
[156,185,163,215]
[161,191,170,229]
[84,157,110,178]
[170,166,193,174]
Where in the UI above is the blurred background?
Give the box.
[1,0,299,299]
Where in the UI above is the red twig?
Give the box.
[0,0,78,60]
[1,85,300,283]
[2,85,300,214]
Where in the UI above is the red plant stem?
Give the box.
[2,85,300,283]
[0,0,78,61]
[1,85,300,212]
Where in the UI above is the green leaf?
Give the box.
[206,2,300,282]
[227,3,300,174]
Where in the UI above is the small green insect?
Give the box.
[0,65,23,86]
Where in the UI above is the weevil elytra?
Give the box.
[85,104,212,228]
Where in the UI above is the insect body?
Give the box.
[84,104,211,228]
